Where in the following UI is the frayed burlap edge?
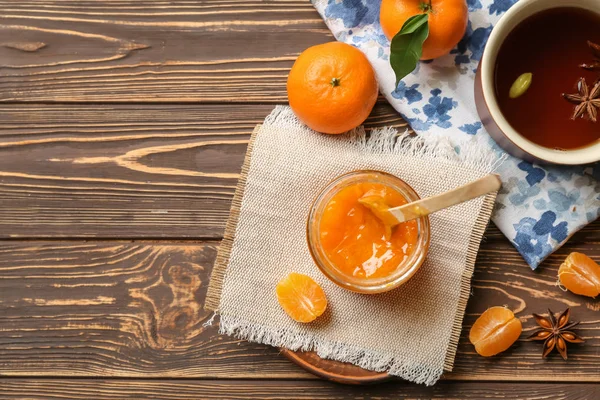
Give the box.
[205,125,260,312]
[443,190,497,372]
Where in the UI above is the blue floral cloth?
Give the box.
[311,0,600,269]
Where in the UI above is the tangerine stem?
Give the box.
[420,0,433,13]
[330,77,341,87]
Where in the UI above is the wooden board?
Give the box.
[2,0,600,397]
[0,0,331,103]
[1,239,599,380]
[2,102,596,240]
[0,103,407,238]
[1,379,598,399]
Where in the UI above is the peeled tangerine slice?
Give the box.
[276,273,327,323]
[558,252,600,298]
[469,306,522,357]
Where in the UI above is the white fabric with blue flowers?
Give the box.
[311,0,600,269]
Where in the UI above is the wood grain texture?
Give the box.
[1,379,598,400]
[0,103,407,238]
[0,241,308,378]
[0,0,331,102]
[3,0,599,397]
[0,102,596,241]
[1,238,600,380]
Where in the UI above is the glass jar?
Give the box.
[307,170,430,294]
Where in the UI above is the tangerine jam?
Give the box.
[320,182,418,279]
[307,171,430,294]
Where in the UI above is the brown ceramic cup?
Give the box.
[474,0,600,165]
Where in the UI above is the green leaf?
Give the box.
[390,14,429,87]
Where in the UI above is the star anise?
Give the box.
[580,40,600,71]
[527,308,584,360]
[562,78,600,122]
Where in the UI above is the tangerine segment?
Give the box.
[469,306,522,357]
[276,273,327,323]
[558,252,600,298]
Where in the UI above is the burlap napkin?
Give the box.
[206,106,498,385]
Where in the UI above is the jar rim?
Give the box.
[306,170,430,294]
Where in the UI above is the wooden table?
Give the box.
[1,2,599,399]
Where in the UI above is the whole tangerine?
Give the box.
[380,0,468,60]
[286,42,378,134]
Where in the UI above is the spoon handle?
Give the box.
[389,174,502,224]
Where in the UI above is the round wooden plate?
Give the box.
[281,349,390,385]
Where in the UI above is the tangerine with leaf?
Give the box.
[381,0,468,83]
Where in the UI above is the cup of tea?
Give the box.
[475,0,600,165]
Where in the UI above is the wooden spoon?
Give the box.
[358,174,501,225]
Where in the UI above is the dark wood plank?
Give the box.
[453,239,600,381]
[1,379,598,399]
[1,102,597,241]
[0,0,331,102]
[0,241,308,378]
[0,103,407,238]
[1,238,600,380]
